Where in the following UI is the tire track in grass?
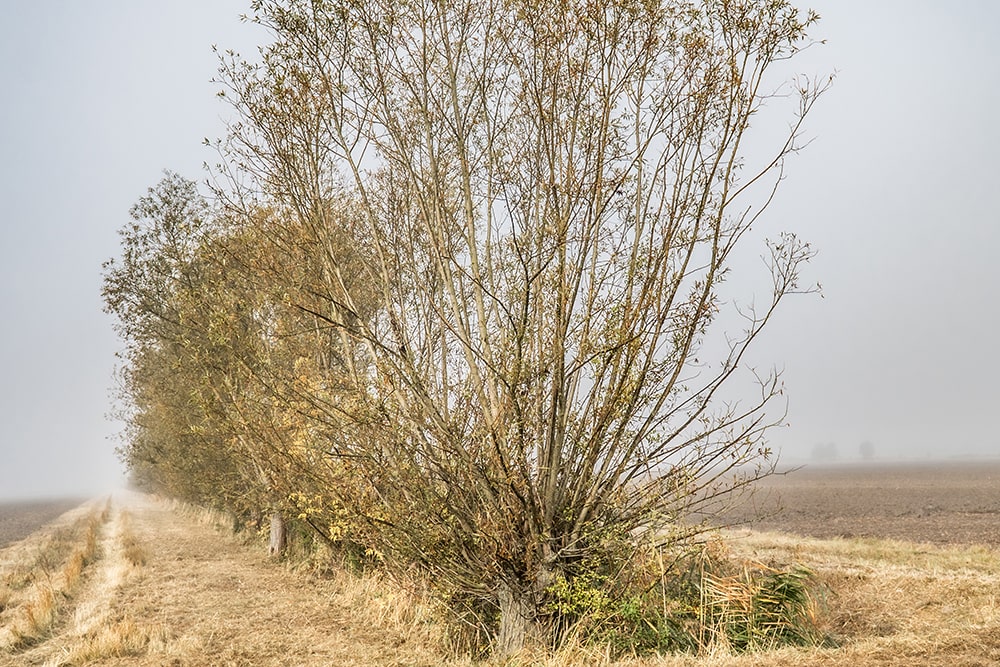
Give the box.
[29,501,154,666]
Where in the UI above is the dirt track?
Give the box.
[104,494,442,666]
[728,460,1000,546]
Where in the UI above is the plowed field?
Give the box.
[0,499,86,549]
[728,460,1000,546]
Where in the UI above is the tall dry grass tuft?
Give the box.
[168,498,231,532]
[62,550,86,591]
[62,616,167,664]
[61,511,103,591]
[697,563,819,654]
[330,566,444,650]
[8,584,58,648]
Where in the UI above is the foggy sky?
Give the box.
[1,1,997,499]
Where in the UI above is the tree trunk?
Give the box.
[268,510,287,558]
[495,581,535,659]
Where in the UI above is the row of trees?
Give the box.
[103,0,824,656]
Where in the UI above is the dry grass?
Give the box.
[3,528,72,591]
[59,616,169,665]
[4,495,998,666]
[327,564,446,650]
[58,515,101,594]
[119,510,146,567]
[34,499,154,665]
[723,529,1000,641]
[77,495,462,666]
[448,529,1000,667]
[610,531,1000,667]
[166,497,232,532]
[242,527,998,666]
[10,585,58,647]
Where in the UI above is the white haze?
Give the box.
[0,0,996,499]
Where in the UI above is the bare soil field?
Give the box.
[726,460,1000,546]
[0,499,86,549]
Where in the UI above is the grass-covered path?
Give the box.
[2,493,444,666]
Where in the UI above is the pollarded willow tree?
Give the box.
[214,0,825,653]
